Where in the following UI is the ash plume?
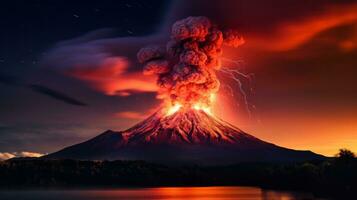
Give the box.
[137,16,244,108]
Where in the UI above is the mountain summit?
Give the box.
[46,109,324,164]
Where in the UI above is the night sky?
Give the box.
[1,0,357,159]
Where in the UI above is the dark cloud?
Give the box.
[0,74,21,86]
[0,73,87,106]
[29,84,87,106]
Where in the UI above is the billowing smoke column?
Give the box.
[137,16,244,110]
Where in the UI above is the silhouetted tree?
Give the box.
[335,149,355,164]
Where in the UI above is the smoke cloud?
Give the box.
[137,16,244,108]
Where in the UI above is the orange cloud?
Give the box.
[18,152,44,158]
[0,152,15,160]
[0,151,44,160]
[115,111,147,120]
[339,25,357,52]
[248,4,357,51]
[68,57,158,96]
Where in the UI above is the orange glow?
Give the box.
[115,111,146,120]
[192,93,215,115]
[67,57,157,96]
[246,4,357,51]
[164,93,216,116]
[164,103,213,116]
[151,186,265,200]
[78,186,305,199]
[193,104,212,115]
[250,109,357,156]
[213,103,357,157]
[165,103,182,116]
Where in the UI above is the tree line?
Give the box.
[0,149,356,198]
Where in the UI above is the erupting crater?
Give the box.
[122,108,257,145]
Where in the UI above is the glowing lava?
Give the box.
[165,103,212,116]
[164,93,216,116]
[166,103,182,116]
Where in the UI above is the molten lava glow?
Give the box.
[165,93,216,116]
[166,103,182,116]
[192,93,215,115]
[193,104,212,115]
[165,103,213,116]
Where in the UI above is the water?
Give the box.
[0,186,329,200]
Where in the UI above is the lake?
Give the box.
[0,186,329,200]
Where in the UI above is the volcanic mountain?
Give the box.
[46,109,324,164]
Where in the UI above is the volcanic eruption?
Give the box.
[137,16,244,114]
[46,17,323,164]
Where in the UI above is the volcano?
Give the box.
[46,109,324,164]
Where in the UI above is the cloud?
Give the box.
[338,25,357,52]
[247,3,357,51]
[0,74,87,106]
[66,57,157,96]
[0,152,15,160]
[17,151,44,158]
[41,29,164,97]
[0,151,45,160]
[166,0,357,52]
[115,111,147,120]
[29,84,87,106]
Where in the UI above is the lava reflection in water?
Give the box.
[0,186,329,200]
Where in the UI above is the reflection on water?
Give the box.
[0,186,329,200]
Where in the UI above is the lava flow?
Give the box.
[137,16,244,116]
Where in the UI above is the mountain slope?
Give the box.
[46,109,324,164]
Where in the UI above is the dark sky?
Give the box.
[1,0,357,158]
